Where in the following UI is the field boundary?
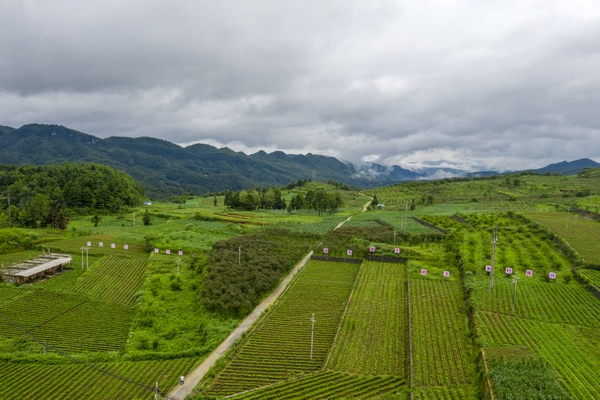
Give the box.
[310,255,363,264]
[411,217,449,234]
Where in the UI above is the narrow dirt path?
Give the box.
[168,197,373,399]
[168,250,313,399]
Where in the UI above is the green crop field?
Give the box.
[203,260,359,396]
[1,170,600,398]
[411,279,473,387]
[328,261,407,376]
[524,211,600,264]
[0,357,200,399]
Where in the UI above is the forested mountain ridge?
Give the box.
[0,124,362,198]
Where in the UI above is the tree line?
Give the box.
[0,163,145,229]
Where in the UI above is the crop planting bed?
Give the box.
[36,268,86,291]
[411,279,472,387]
[228,371,405,399]
[328,261,407,376]
[0,290,133,353]
[412,385,474,399]
[524,212,600,264]
[476,278,600,327]
[205,260,359,397]
[72,256,147,305]
[478,312,600,399]
[0,357,200,399]
[578,268,600,289]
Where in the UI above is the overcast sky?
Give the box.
[1,0,599,171]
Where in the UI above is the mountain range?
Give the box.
[1,124,598,198]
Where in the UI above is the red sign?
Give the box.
[87,242,91,247]
[124,245,128,250]
[178,251,183,256]
[99,242,103,247]
[111,243,115,249]
[485,265,492,272]
[526,270,533,277]
[394,248,400,254]
[549,272,556,279]
[369,246,375,253]
[443,271,450,278]
[154,248,159,253]
[347,250,352,256]
[505,268,513,274]
[166,250,171,255]
[323,248,328,254]
[421,269,427,275]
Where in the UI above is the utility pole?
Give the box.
[176,258,181,277]
[489,226,498,290]
[80,247,86,270]
[573,215,578,237]
[238,247,241,265]
[154,382,158,400]
[393,231,397,246]
[404,200,408,233]
[310,313,316,359]
[512,273,518,312]
[85,246,89,270]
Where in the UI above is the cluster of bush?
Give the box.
[200,228,319,317]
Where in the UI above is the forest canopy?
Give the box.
[0,163,145,229]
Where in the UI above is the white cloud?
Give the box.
[0,0,599,171]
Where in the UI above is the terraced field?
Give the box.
[328,261,407,377]
[0,357,200,399]
[204,260,359,396]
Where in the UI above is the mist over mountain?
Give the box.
[0,124,597,198]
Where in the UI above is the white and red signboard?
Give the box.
[394,248,400,254]
[99,242,103,247]
[124,245,128,250]
[485,265,492,272]
[526,270,533,277]
[323,248,328,254]
[347,250,352,256]
[369,246,375,253]
[421,269,428,276]
[549,272,557,280]
[87,242,91,247]
[111,243,115,249]
[166,249,171,255]
[154,248,159,253]
[178,251,183,256]
[443,271,450,278]
[505,267,513,275]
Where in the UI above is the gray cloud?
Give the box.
[1,0,599,172]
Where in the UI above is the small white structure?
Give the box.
[1,254,72,284]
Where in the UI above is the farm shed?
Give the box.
[1,253,72,284]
